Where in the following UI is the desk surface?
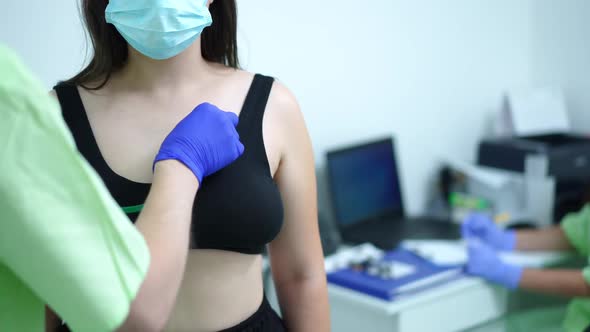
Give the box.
[329,276,487,314]
[326,241,571,317]
[326,241,571,332]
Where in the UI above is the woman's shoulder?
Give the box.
[258,74,301,128]
[222,67,301,118]
[252,72,309,154]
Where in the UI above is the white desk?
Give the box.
[326,242,570,332]
[330,275,507,332]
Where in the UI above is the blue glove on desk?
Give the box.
[154,102,244,183]
[461,213,516,251]
[465,240,523,289]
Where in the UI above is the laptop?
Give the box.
[326,137,459,250]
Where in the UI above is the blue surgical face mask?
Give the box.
[105,0,213,60]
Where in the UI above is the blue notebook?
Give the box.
[327,248,463,301]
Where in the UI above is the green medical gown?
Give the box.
[561,204,590,331]
[0,45,149,332]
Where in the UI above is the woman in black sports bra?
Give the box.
[50,0,329,331]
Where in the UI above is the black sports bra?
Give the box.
[54,74,284,255]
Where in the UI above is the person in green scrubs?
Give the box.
[464,205,590,331]
[0,45,242,331]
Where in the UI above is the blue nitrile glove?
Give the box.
[465,240,523,289]
[461,213,516,251]
[154,102,244,183]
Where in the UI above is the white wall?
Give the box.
[1,0,87,88]
[238,0,534,214]
[1,0,536,215]
[532,0,590,133]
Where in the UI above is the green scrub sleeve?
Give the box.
[560,205,590,332]
[0,45,150,332]
[560,205,590,256]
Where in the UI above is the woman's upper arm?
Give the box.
[267,82,326,281]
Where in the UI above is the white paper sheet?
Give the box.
[402,240,571,268]
[508,87,570,136]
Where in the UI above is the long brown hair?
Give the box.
[66,0,239,90]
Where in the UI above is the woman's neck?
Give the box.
[119,39,210,91]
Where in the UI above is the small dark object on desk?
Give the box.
[506,221,537,230]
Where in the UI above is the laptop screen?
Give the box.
[327,138,404,227]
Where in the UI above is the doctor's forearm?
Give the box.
[519,268,590,297]
[515,226,573,251]
[118,161,198,332]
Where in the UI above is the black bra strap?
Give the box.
[238,74,274,135]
